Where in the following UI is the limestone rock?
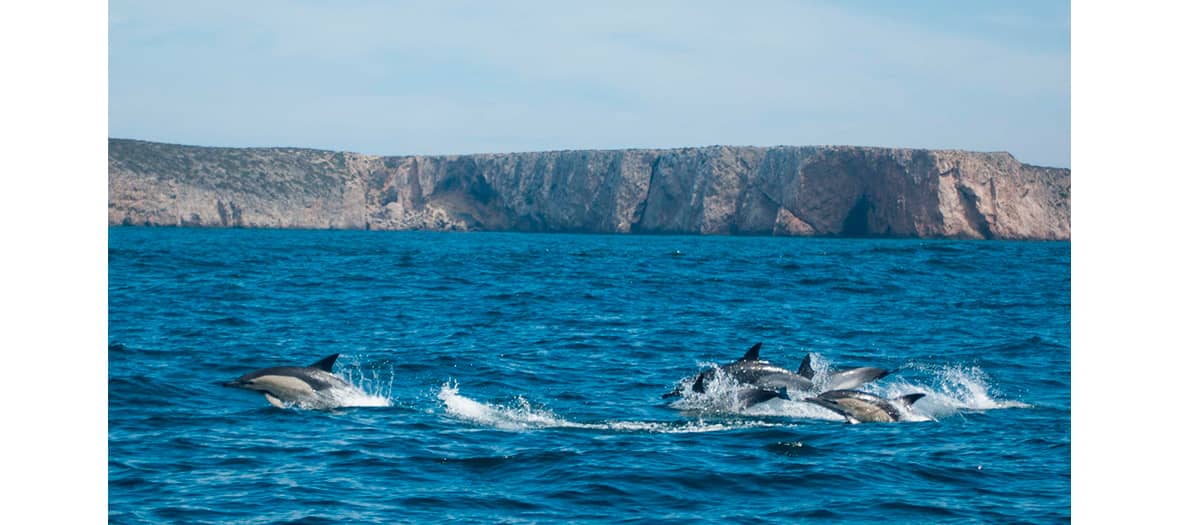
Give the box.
[108,139,1069,239]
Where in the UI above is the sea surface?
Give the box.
[108,228,1070,524]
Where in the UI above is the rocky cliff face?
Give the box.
[109,139,1070,240]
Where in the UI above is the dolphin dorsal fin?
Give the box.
[797,353,815,379]
[895,393,925,407]
[308,353,340,372]
[739,342,763,362]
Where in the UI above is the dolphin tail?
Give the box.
[797,353,815,379]
[739,342,763,362]
[895,393,926,407]
[308,353,340,372]
[691,373,706,393]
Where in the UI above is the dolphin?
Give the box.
[223,353,350,408]
[804,389,925,423]
[796,353,891,391]
[733,388,789,408]
[663,342,814,400]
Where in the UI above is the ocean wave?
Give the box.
[438,382,779,433]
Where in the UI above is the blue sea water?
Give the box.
[108,228,1070,524]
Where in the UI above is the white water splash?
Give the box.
[320,384,393,408]
[338,365,398,406]
[276,383,392,410]
[438,381,778,433]
[864,364,1031,420]
[438,381,572,430]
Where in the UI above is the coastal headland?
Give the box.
[109,139,1069,239]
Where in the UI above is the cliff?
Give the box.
[108,139,1070,240]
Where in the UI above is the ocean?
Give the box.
[108,227,1070,523]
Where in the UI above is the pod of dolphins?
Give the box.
[663,342,925,423]
[224,342,925,424]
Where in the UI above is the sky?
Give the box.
[109,0,1070,167]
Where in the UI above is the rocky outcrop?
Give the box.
[108,139,1070,239]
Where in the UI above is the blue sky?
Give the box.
[109,1,1070,167]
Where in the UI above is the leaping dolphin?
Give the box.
[796,353,891,391]
[663,342,814,400]
[804,389,926,423]
[223,353,349,408]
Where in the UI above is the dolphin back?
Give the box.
[748,371,813,391]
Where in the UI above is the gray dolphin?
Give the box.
[223,353,349,408]
[796,354,891,391]
[663,342,814,400]
[804,389,926,423]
